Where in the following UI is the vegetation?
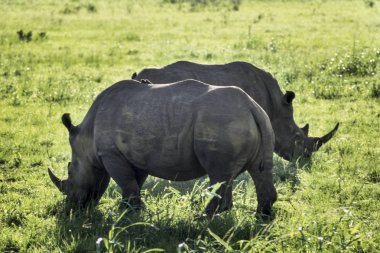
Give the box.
[0,0,379,252]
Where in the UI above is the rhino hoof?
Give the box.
[195,213,221,221]
[255,209,275,221]
[119,199,145,213]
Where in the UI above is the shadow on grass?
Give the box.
[142,156,311,197]
[273,156,313,190]
[50,157,311,252]
[135,212,275,252]
[97,206,275,252]
[49,200,112,252]
[50,186,278,252]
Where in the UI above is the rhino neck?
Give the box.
[74,125,102,170]
[76,88,113,169]
[255,86,281,128]
[248,66,283,122]
[273,140,290,161]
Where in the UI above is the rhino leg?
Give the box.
[135,169,148,189]
[248,167,277,219]
[92,171,111,203]
[101,155,144,210]
[205,178,233,217]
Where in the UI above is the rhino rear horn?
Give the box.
[301,123,309,136]
[314,123,340,150]
[48,168,67,194]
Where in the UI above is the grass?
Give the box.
[0,0,379,252]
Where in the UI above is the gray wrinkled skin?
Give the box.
[133,61,339,161]
[49,79,277,217]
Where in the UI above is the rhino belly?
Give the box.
[114,129,206,181]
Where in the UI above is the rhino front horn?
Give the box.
[48,168,66,194]
[314,123,340,150]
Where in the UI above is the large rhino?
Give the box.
[48,79,277,217]
[133,61,339,161]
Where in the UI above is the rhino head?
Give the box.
[272,91,339,161]
[48,114,109,206]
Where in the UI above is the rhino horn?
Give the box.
[313,123,340,151]
[301,123,309,136]
[48,168,67,194]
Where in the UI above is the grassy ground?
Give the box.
[0,0,379,252]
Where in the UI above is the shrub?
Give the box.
[370,82,380,98]
[320,48,379,77]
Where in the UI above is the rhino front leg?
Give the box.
[248,167,277,219]
[101,155,144,210]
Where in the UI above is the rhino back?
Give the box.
[135,61,284,119]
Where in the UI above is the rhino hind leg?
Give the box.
[135,170,148,189]
[101,155,144,210]
[193,146,235,216]
[248,166,277,219]
[205,179,233,217]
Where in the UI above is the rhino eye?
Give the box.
[294,134,304,145]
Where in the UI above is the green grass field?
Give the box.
[0,0,379,252]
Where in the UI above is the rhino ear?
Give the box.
[131,72,137,79]
[301,123,309,136]
[283,91,295,104]
[62,113,74,132]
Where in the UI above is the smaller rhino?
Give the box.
[48,79,277,217]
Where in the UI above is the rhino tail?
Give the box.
[249,101,275,172]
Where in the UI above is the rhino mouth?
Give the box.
[312,123,340,151]
[48,168,67,193]
[301,122,340,159]
[48,168,94,206]
[276,123,339,161]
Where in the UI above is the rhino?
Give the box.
[48,79,277,217]
[133,61,339,161]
